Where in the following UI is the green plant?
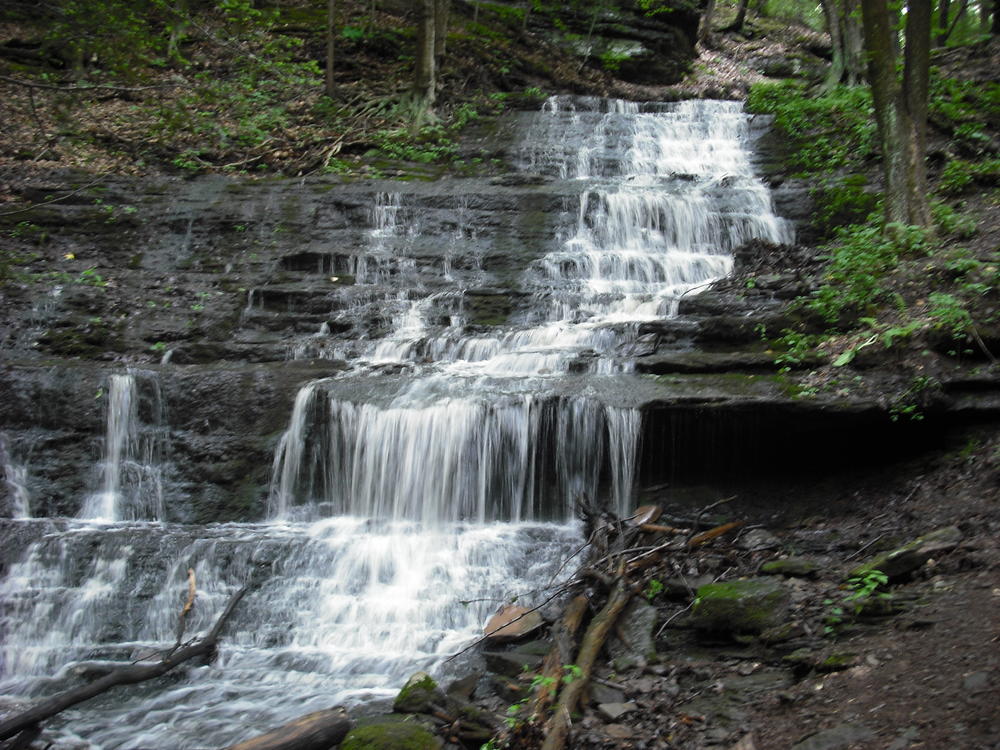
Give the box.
[889,375,939,422]
[150,341,167,352]
[824,568,890,634]
[76,267,107,287]
[644,578,664,601]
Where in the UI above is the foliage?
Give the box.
[824,568,891,634]
[939,158,1000,195]
[811,174,880,239]
[806,223,931,326]
[746,82,876,173]
[929,72,1000,156]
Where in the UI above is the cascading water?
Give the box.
[1,434,31,519]
[0,98,791,749]
[77,372,166,523]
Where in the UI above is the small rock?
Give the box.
[482,649,543,678]
[962,670,990,693]
[759,557,819,578]
[484,604,543,643]
[589,682,625,705]
[730,732,758,750]
[603,724,635,740]
[597,701,638,721]
[738,528,781,551]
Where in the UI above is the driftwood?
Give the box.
[0,585,248,742]
[223,707,352,750]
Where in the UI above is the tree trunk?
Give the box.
[434,0,449,61]
[223,708,352,750]
[842,0,865,85]
[0,586,248,742]
[820,0,846,91]
[936,0,951,45]
[860,0,932,229]
[725,0,751,31]
[324,0,336,98]
[412,0,436,118]
[698,0,716,42]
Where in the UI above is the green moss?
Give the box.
[692,578,790,634]
[393,672,442,714]
[340,717,442,750]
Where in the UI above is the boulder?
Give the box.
[393,672,447,715]
[340,716,442,750]
[692,578,790,634]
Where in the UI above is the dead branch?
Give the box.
[687,520,744,549]
[540,576,633,750]
[172,568,197,650]
[0,75,178,93]
[0,584,248,742]
[529,595,589,718]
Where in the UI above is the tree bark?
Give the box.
[223,708,352,750]
[861,0,932,229]
[936,0,952,45]
[434,0,449,61]
[698,0,717,42]
[0,586,248,742]
[325,0,336,98]
[412,0,436,116]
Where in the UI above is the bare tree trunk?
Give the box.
[410,0,436,123]
[861,0,932,229]
[936,0,952,44]
[698,0,717,42]
[324,0,336,98]
[843,0,865,84]
[434,0,449,61]
[724,0,751,32]
[820,0,846,91]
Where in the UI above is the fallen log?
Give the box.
[529,594,589,718]
[223,707,352,750]
[0,585,248,742]
[540,577,633,750]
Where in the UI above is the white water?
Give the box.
[1,433,31,518]
[0,98,790,749]
[78,372,166,523]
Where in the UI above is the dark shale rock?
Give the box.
[692,578,790,635]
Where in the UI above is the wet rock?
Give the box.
[340,715,443,750]
[482,648,543,678]
[738,529,781,552]
[484,604,543,643]
[596,701,638,721]
[608,598,658,670]
[588,681,625,705]
[692,578,790,634]
[759,557,819,578]
[849,526,962,580]
[634,351,778,375]
[394,671,447,714]
[790,723,875,750]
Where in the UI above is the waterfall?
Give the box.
[78,372,166,522]
[1,434,31,518]
[0,98,790,749]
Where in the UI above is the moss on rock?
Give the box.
[692,577,790,634]
[340,715,443,750]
